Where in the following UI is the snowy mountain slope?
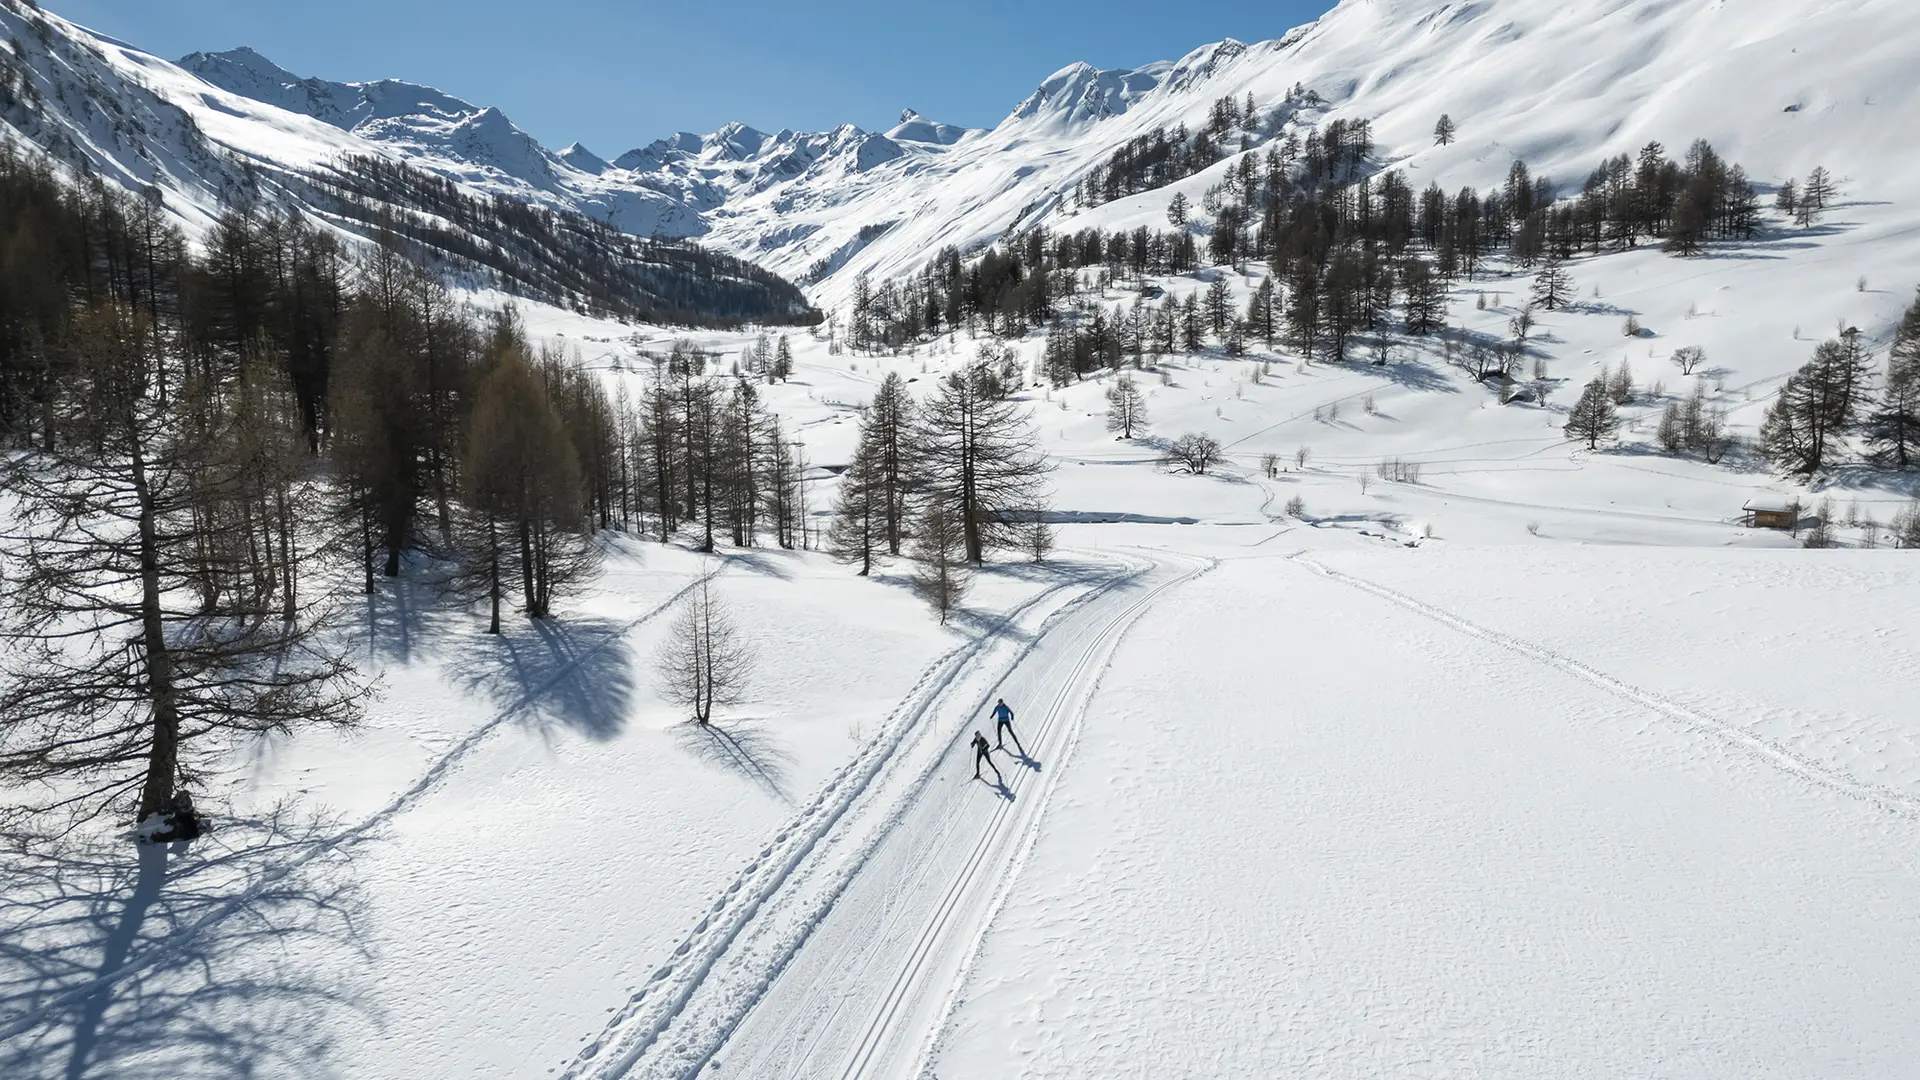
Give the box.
[661,0,1919,307]
[31,0,1919,316]
[177,47,984,248]
[0,3,367,228]
[763,0,1920,307]
[0,1,817,324]
[178,45,706,239]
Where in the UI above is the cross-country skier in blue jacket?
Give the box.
[991,698,1023,755]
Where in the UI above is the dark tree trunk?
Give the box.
[131,440,181,822]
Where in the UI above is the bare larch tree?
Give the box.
[654,575,753,726]
[0,303,363,829]
[909,503,973,624]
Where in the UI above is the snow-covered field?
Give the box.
[8,0,1920,1076]
[929,538,1920,1080]
[10,295,1920,1079]
[11,210,1920,1079]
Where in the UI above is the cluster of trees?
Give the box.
[0,291,372,829]
[1565,359,1704,453]
[1762,295,1920,477]
[1,146,351,451]
[304,154,820,327]
[1656,382,1733,461]
[849,120,1772,371]
[1772,167,1839,229]
[0,147,831,829]
[616,352,815,555]
[829,366,1052,620]
[1070,87,1338,209]
[1560,291,1920,477]
[840,228,1206,351]
[0,161,371,829]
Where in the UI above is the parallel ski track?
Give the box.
[559,554,1151,1080]
[844,552,1213,1080]
[0,568,722,1045]
[1294,555,1920,818]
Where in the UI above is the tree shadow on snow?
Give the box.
[357,571,469,669]
[0,810,374,1080]
[1550,300,1627,319]
[1810,463,1920,499]
[711,547,796,582]
[865,554,1135,645]
[953,561,1146,641]
[1368,357,1456,396]
[672,720,796,802]
[444,615,637,742]
[984,554,1131,590]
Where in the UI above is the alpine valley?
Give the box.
[5,2,1920,1079]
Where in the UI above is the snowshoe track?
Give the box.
[0,568,721,1046]
[1294,555,1920,818]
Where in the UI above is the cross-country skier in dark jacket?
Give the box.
[991,698,1023,754]
[971,731,1002,784]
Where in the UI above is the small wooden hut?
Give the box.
[1742,500,1799,531]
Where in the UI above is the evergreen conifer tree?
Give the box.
[1564,377,1618,449]
[1530,256,1573,310]
[1867,289,1920,469]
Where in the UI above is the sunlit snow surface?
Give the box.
[4,0,1920,1077]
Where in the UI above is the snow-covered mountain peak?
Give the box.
[15,0,1920,316]
[886,109,979,147]
[1158,36,1254,94]
[705,121,773,161]
[180,48,477,131]
[177,45,570,193]
[180,44,288,82]
[1008,59,1165,131]
[558,141,608,173]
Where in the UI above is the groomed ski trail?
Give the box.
[669,552,1202,1080]
[856,553,1213,1080]
[553,553,1146,1078]
[1292,555,1920,818]
[558,551,1207,1080]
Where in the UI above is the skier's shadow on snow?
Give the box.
[974,776,1016,802]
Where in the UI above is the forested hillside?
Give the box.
[0,0,818,327]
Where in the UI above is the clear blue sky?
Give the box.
[50,0,1336,153]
